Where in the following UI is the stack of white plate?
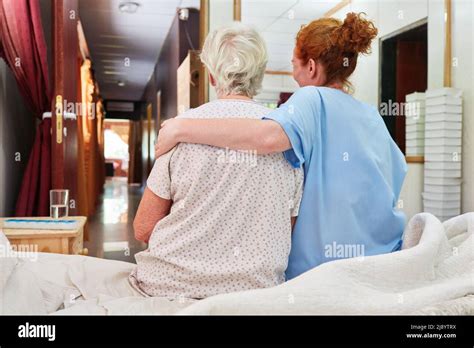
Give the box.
[405,92,425,156]
[423,88,462,221]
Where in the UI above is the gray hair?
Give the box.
[200,22,268,97]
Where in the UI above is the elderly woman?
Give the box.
[128,23,303,300]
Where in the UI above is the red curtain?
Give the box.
[0,0,52,216]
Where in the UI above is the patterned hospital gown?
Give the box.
[129,99,304,299]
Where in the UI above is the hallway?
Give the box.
[85,178,145,263]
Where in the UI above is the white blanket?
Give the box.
[1,212,473,315]
[0,249,193,315]
[178,212,474,315]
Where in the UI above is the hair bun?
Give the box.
[337,12,378,54]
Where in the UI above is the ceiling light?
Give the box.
[104,71,126,75]
[119,2,140,14]
[117,81,126,87]
[178,8,189,21]
[96,43,127,49]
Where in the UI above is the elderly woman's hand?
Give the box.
[155,118,181,158]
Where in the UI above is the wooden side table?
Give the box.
[0,216,88,255]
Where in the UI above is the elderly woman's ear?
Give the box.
[209,73,216,87]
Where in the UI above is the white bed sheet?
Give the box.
[1,212,473,315]
[0,251,195,315]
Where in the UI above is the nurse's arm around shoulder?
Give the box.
[154,87,318,164]
[156,117,290,157]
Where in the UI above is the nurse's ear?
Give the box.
[307,58,317,78]
[309,59,328,87]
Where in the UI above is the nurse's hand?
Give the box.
[155,119,181,158]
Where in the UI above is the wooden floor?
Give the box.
[84,177,146,263]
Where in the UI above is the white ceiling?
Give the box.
[79,0,340,101]
[242,0,342,71]
[79,0,200,101]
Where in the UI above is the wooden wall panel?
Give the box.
[51,0,79,215]
[141,9,200,183]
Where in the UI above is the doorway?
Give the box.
[380,20,428,154]
[104,119,130,178]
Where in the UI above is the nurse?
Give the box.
[154,12,407,280]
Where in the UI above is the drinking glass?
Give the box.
[50,189,69,218]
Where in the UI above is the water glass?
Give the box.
[50,189,69,218]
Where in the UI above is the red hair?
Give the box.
[295,12,378,89]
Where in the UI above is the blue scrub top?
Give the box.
[264,86,407,280]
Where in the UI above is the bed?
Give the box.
[1,212,473,315]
